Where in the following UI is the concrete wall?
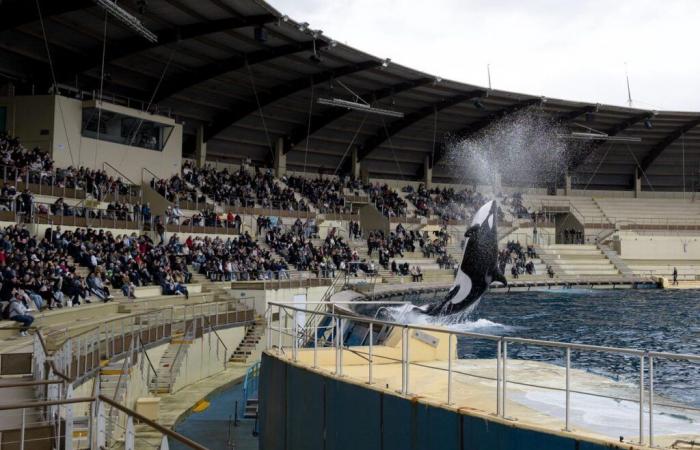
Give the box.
[260,353,616,450]
[171,326,244,393]
[615,235,700,260]
[230,285,330,317]
[0,95,182,182]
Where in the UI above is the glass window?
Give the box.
[81,107,173,151]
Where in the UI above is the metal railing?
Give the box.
[1,297,259,449]
[0,163,141,203]
[266,302,699,448]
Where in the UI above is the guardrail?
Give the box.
[266,302,699,448]
[3,297,258,449]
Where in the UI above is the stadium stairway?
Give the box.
[535,244,620,276]
[229,321,265,363]
[152,324,193,394]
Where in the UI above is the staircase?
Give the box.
[230,321,264,363]
[152,325,192,394]
[100,360,130,444]
[536,244,620,277]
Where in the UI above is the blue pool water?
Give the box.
[452,288,700,407]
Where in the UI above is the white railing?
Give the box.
[266,302,699,448]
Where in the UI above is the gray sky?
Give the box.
[268,0,700,111]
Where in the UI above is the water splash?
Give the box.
[442,108,575,188]
[379,302,515,334]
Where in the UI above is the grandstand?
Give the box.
[0,0,697,449]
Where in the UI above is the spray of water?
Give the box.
[381,302,516,334]
[442,108,573,188]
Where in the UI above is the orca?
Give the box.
[419,200,507,316]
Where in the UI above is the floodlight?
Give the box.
[317,98,404,118]
[94,0,157,43]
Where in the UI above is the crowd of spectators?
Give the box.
[284,176,349,214]
[365,183,407,217]
[0,133,137,201]
[497,241,539,278]
[264,219,371,277]
[153,163,306,211]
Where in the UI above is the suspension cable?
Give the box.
[34,0,76,166]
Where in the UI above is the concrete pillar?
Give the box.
[351,147,361,179]
[360,165,370,185]
[564,172,572,196]
[274,137,287,178]
[195,125,207,168]
[493,170,502,195]
[634,167,642,198]
[423,155,433,188]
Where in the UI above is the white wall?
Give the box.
[616,235,700,260]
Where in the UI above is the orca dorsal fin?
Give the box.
[492,267,508,286]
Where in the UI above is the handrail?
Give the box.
[36,330,73,382]
[202,313,229,358]
[103,161,139,187]
[137,333,158,382]
[98,394,210,450]
[142,167,160,185]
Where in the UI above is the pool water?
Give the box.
[453,288,700,407]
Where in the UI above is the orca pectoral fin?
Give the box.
[492,268,508,286]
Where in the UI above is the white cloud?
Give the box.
[268,0,700,111]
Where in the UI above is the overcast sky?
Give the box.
[268,0,700,111]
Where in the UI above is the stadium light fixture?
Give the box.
[317,98,404,118]
[382,58,391,68]
[94,0,157,43]
[557,132,641,143]
[298,22,309,32]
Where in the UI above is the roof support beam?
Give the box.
[0,0,92,32]
[284,77,434,152]
[639,117,700,173]
[568,112,651,172]
[153,40,324,103]
[57,14,276,82]
[354,90,486,164]
[556,104,597,123]
[204,60,381,141]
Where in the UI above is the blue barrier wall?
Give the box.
[260,353,615,450]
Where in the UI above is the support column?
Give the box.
[274,137,287,178]
[351,147,361,180]
[634,167,642,198]
[195,125,207,168]
[493,170,502,195]
[564,172,572,196]
[423,155,433,188]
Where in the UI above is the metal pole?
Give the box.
[496,339,502,417]
[338,318,344,376]
[293,311,298,362]
[565,347,571,431]
[368,325,373,385]
[648,355,654,447]
[313,318,318,369]
[502,340,508,419]
[277,305,282,353]
[447,333,453,405]
[639,354,645,445]
[20,407,25,450]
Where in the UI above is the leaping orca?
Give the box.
[419,200,507,316]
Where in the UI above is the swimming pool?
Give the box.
[452,288,700,408]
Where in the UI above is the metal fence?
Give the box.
[265,302,699,448]
[0,297,258,450]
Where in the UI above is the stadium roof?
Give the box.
[2,0,700,191]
